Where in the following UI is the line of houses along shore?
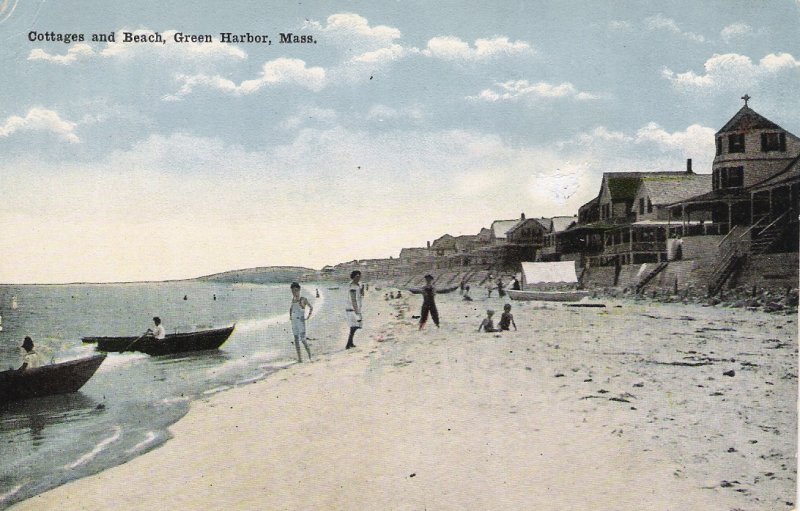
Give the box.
[319,99,800,296]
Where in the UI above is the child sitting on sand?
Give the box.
[499,303,516,331]
[478,310,500,332]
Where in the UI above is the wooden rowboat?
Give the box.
[82,325,235,356]
[0,354,106,403]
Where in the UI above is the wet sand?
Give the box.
[11,291,796,510]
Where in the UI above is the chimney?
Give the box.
[686,158,693,174]
[521,212,526,220]
[427,240,431,249]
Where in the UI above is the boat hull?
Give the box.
[83,325,235,356]
[507,289,590,302]
[0,354,106,402]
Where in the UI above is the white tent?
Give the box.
[520,261,579,287]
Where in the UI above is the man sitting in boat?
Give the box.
[18,336,44,370]
[146,317,166,340]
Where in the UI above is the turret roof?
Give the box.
[717,105,784,135]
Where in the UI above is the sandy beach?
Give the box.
[11,289,796,511]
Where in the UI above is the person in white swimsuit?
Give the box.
[289,282,313,362]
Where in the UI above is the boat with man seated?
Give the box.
[82,325,235,356]
[0,354,106,403]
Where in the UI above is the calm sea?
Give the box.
[0,281,347,509]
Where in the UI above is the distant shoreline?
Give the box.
[0,265,320,287]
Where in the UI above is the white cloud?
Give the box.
[608,20,632,31]
[365,104,424,122]
[662,52,800,91]
[352,44,410,64]
[303,13,414,79]
[560,122,715,172]
[0,107,79,143]
[559,127,631,148]
[27,29,247,66]
[634,123,715,158]
[644,14,705,43]
[422,36,533,61]
[27,43,95,65]
[166,58,327,100]
[303,12,401,49]
[467,80,597,102]
[720,22,753,43]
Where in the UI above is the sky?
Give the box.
[0,0,799,283]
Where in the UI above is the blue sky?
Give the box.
[1,0,799,282]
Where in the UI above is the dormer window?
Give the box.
[761,132,786,152]
[728,133,745,153]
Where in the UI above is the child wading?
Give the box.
[289,282,313,362]
[499,303,517,331]
[478,310,500,332]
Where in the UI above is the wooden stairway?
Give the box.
[707,251,747,297]
[636,262,668,294]
[750,212,788,255]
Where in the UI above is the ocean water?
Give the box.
[0,281,348,509]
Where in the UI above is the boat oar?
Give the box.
[122,333,147,353]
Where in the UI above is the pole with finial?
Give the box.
[741,94,751,107]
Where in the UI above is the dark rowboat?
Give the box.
[0,354,106,403]
[82,325,235,356]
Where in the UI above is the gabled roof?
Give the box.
[579,196,599,211]
[399,247,429,258]
[717,105,784,135]
[637,174,712,206]
[476,227,493,241]
[491,219,521,239]
[534,217,552,231]
[602,172,691,201]
[507,217,550,236]
[550,215,577,233]
[431,234,456,250]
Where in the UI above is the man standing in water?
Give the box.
[419,274,440,329]
[289,282,313,362]
[345,270,363,349]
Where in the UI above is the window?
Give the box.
[639,198,645,214]
[728,133,745,153]
[716,137,722,156]
[714,166,744,190]
[647,198,653,213]
[761,132,786,152]
[727,166,743,188]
